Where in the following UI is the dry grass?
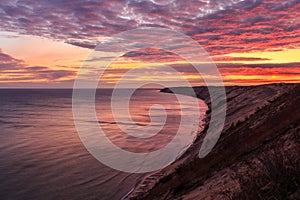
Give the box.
[231,147,300,200]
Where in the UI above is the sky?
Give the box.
[0,0,299,88]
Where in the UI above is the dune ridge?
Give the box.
[127,83,300,199]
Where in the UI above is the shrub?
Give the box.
[231,149,300,199]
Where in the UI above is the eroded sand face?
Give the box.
[128,84,298,199]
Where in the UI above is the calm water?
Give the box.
[0,89,206,200]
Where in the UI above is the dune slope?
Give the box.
[128,83,300,200]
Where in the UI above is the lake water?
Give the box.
[0,89,206,199]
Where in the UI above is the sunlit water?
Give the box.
[0,89,206,199]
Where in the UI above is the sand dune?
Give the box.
[128,83,300,199]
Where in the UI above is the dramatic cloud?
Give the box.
[0,0,298,56]
[0,49,76,83]
[0,48,24,69]
[91,61,300,86]
[0,0,299,86]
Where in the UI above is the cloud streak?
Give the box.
[0,49,75,84]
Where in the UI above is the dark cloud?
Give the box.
[213,56,271,62]
[0,48,24,69]
[100,62,300,79]
[242,37,270,43]
[0,51,75,82]
[66,39,97,49]
[271,0,299,11]
[123,48,183,62]
[35,69,76,80]
[168,62,300,73]
[221,62,300,69]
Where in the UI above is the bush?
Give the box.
[231,149,300,199]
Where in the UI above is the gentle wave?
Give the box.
[0,89,206,199]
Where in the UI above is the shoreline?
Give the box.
[125,86,214,199]
[123,92,210,199]
[126,83,298,199]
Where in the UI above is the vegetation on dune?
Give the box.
[130,84,300,200]
[231,144,300,200]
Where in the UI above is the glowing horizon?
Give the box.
[0,0,299,88]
